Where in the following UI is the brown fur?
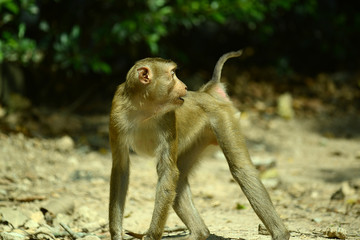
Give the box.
[109,50,290,240]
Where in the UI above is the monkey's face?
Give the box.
[149,64,187,108]
[131,58,187,113]
[168,69,187,105]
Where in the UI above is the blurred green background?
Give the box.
[0,0,359,112]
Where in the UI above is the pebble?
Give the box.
[258,224,270,235]
[56,135,75,151]
[0,232,26,240]
[0,207,28,228]
[24,219,39,229]
[277,92,294,119]
[312,217,322,223]
[323,227,347,239]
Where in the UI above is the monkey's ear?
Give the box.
[137,67,151,85]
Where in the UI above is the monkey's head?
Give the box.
[126,58,188,113]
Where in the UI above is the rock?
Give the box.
[312,217,322,223]
[24,219,39,229]
[261,178,280,189]
[341,181,355,196]
[252,157,277,172]
[277,93,294,119]
[258,224,270,235]
[287,183,307,198]
[56,135,75,152]
[331,188,345,200]
[0,207,28,228]
[260,168,281,189]
[323,227,347,239]
[331,181,356,200]
[0,232,26,240]
[0,188,7,197]
[76,206,97,221]
[41,196,75,216]
[29,211,46,225]
[53,213,72,228]
[68,156,79,166]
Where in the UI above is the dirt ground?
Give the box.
[0,111,360,240]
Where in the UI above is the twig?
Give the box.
[164,226,188,233]
[125,226,188,239]
[125,230,145,239]
[60,223,81,240]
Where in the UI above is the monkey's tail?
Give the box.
[211,49,243,83]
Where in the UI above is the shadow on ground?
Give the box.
[318,167,360,183]
[313,114,360,139]
[163,233,245,240]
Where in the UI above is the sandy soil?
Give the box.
[1,112,359,240]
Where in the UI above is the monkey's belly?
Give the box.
[130,130,159,157]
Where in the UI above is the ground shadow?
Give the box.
[207,234,246,240]
[318,167,360,183]
[312,114,360,138]
[163,233,245,240]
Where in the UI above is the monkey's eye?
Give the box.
[171,70,176,77]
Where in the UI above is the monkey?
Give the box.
[109,50,290,240]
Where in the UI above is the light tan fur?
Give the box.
[109,50,290,240]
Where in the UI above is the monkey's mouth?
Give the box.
[179,97,184,101]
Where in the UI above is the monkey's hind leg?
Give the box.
[173,178,210,240]
[210,108,290,240]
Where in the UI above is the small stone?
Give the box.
[24,219,39,229]
[0,232,26,240]
[30,211,46,225]
[252,157,277,172]
[312,218,322,223]
[68,156,79,166]
[277,93,295,119]
[56,135,74,151]
[324,227,347,239]
[0,207,28,228]
[53,213,72,228]
[258,224,270,235]
[76,206,98,222]
[41,196,75,216]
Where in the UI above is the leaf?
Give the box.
[2,0,19,14]
[235,203,246,210]
[212,12,226,23]
[18,23,26,38]
[71,25,80,38]
[91,60,112,74]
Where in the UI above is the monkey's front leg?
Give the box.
[109,147,130,240]
[145,158,180,240]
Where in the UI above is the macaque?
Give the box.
[109,50,290,240]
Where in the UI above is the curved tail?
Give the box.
[211,50,243,83]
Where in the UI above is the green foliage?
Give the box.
[1,0,316,73]
[0,0,358,89]
[0,0,40,64]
